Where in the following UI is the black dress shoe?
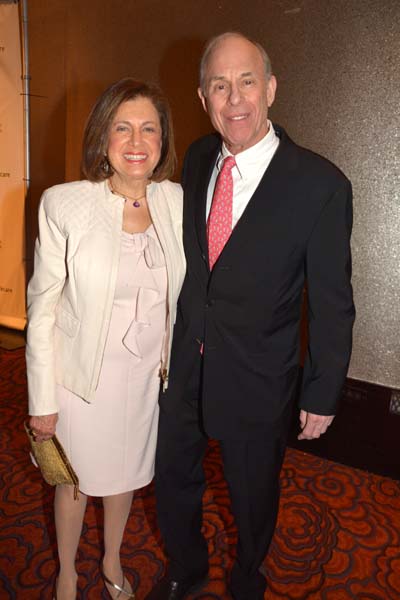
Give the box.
[145,573,208,600]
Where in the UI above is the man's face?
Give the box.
[198,35,276,155]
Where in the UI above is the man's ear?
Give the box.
[197,87,208,113]
[266,75,277,108]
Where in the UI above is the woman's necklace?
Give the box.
[109,181,146,208]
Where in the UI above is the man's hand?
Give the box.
[298,410,334,440]
[29,414,58,443]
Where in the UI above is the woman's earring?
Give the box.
[102,155,112,176]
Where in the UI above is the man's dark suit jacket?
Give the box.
[163,125,355,440]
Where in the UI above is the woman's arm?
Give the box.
[26,188,68,422]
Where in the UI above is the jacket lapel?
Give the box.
[214,127,299,265]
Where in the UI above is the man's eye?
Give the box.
[243,79,254,86]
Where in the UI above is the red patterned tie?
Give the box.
[207,156,236,270]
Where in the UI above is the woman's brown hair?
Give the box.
[81,78,176,182]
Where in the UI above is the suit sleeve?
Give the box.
[299,179,355,415]
[26,189,67,416]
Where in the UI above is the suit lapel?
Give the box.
[215,128,299,264]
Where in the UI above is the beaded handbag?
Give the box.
[24,421,79,499]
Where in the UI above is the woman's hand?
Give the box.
[29,414,58,443]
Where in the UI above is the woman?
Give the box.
[26,78,186,600]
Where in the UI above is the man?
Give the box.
[147,32,355,600]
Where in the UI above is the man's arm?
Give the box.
[299,179,355,431]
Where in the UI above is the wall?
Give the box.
[27,0,400,389]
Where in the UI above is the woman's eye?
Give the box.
[115,125,128,132]
[143,127,156,133]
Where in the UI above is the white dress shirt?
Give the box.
[206,121,280,228]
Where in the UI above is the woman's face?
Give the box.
[107,96,162,184]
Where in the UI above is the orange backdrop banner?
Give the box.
[0,2,26,330]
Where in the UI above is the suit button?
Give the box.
[205,299,215,308]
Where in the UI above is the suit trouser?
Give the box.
[154,368,291,599]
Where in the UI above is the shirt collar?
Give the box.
[217,120,278,180]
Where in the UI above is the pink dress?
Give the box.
[55,225,167,496]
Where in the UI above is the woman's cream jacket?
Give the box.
[26,179,186,416]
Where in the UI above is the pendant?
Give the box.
[133,200,141,208]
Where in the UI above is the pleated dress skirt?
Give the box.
[55,225,167,496]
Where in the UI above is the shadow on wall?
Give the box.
[158,37,212,177]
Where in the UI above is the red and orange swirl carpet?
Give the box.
[1,347,399,599]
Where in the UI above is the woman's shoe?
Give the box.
[101,567,135,599]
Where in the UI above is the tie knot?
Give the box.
[221,156,236,173]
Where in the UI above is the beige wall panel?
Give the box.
[28,0,400,388]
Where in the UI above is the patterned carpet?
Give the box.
[1,347,399,599]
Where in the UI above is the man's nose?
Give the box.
[228,84,241,105]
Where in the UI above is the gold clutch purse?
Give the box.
[24,421,79,499]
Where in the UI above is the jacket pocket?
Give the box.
[55,307,80,338]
